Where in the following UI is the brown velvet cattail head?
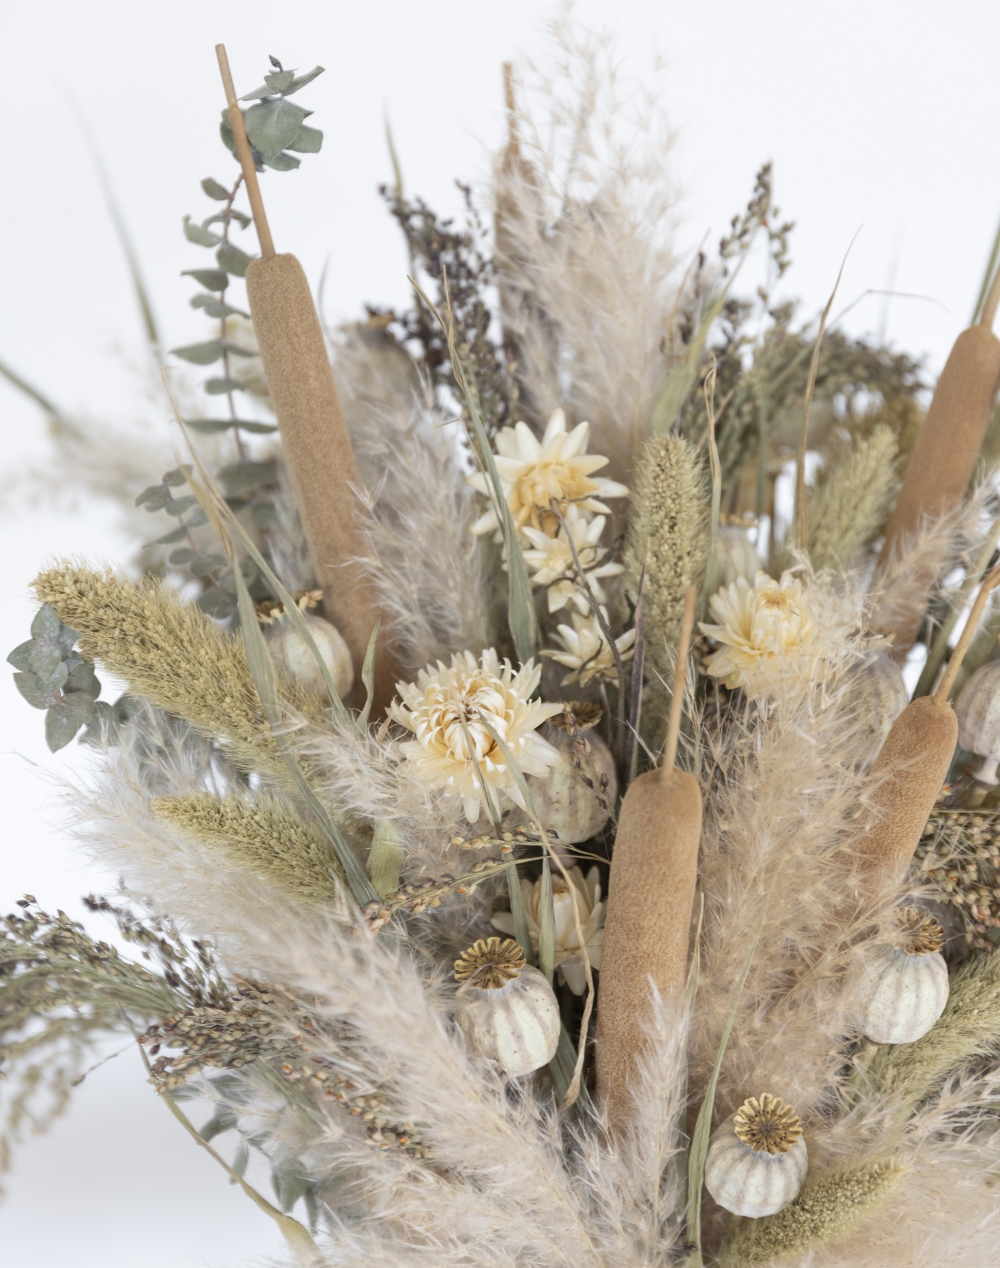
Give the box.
[853,695,957,882]
[245,253,397,713]
[595,765,702,1133]
[877,324,1000,654]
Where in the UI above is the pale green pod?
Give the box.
[860,945,949,1045]
[265,612,354,701]
[705,1096,807,1219]
[527,725,617,844]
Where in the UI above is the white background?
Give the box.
[2,1,999,1262]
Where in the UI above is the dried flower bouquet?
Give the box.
[7,25,1000,1268]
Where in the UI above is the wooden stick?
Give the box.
[662,586,696,775]
[216,44,275,259]
[934,561,1000,703]
[981,260,1000,331]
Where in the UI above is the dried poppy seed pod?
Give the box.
[262,604,354,702]
[955,660,1000,785]
[705,1094,808,1218]
[527,703,617,844]
[842,650,909,769]
[860,908,949,1045]
[453,937,559,1078]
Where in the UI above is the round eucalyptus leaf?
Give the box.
[183,214,222,248]
[6,639,34,672]
[29,646,68,694]
[65,658,101,701]
[287,124,322,154]
[263,151,301,172]
[204,377,246,395]
[244,98,308,159]
[170,340,225,366]
[45,691,97,752]
[201,177,231,201]
[30,603,61,644]
[14,672,56,710]
[216,242,255,277]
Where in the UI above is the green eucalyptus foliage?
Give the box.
[7,605,108,751]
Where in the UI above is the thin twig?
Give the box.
[215,45,275,259]
[662,587,696,776]
[934,562,1000,703]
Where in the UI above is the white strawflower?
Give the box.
[700,570,840,697]
[543,609,636,688]
[469,408,628,538]
[520,509,624,614]
[390,650,563,824]
[492,866,604,995]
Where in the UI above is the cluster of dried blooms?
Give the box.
[7,22,1000,1268]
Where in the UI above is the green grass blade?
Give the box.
[538,858,555,983]
[408,276,538,664]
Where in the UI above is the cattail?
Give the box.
[853,563,1000,881]
[876,281,1000,652]
[217,46,397,715]
[596,587,702,1133]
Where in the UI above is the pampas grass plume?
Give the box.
[152,793,345,903]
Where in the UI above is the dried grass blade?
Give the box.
[538,858,555,983]
[409,274,538,664]
[627,560,647,786]
[685,905,767,1266]
[357,620,380,729]
[703,360,722,606]
[137,1043,318,1261]
[368,818,404,898]
[227,532,376,906]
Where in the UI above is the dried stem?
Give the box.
[934,561,1000,703]
[215,44,275,259]
[981,259,1000,330]
[662,585,696,775]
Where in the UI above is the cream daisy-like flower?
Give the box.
[469,407,629,537]
[390,649,563,824]
[700,570,839,697]
[543,609,636,687]
[520,509,624,614]
[492,866,604,995]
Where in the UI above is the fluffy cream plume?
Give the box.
[807,425,899,572]
[623,435,708,680]
[494,21,679,484]
[335,328,490,672]
[688,573,901,1140]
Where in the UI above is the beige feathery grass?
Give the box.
[32,564,318,782]
[722,1160,906,1266]
[624,435,708,680]
[807,425,898,571]
[868,950,1000,1110]
[151,793,345,903]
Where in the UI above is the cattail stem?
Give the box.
[933,561,1000,703]
[663,586,696,775]
[980,260,1000,331]
[215,44,275,259]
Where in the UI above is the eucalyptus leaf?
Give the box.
[183,215,222,248]
[136,484,171,510]
[284,66,324,95]
[205,378,245,395]
[263,151,301,172]
[163,467,191,487]
[6,639,34,672]
[223,342,259,358]
[264,69,296,92]
[184,418,233,434]
[56,621,78,658]
[286,125,322,154]
[199,1109,237,1142]
[231,1141,250,1180]
[251,502,280,529]
[216,242,255,278]
[79,700,120,748]
[14,672,55,710]
[182,268,228,292]
[151,525,188,545]
[191,296,249,319]
[237,421,278,434]
[186,509,209,528]
[168,548,196,565]
[30,603,61,644]
[271,1159,310,1213]
[244,98,308,159]
[196,586,233,617]
[65,659,100,700]
[45,691,97,752]
[28,645,66,694]
[201,177,231,201]
[190,554,227,577]
[218,460,277,495]
[171,340,224,366]
[165,496,198,517]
